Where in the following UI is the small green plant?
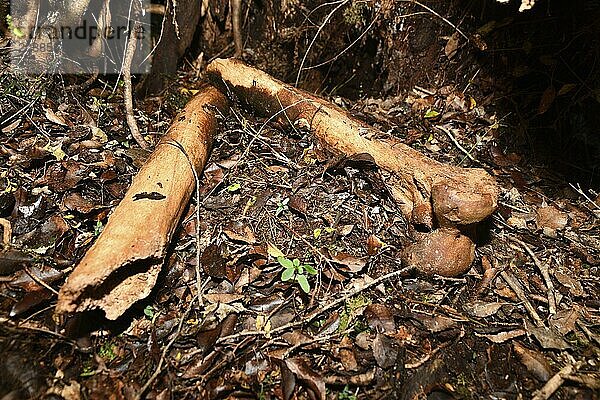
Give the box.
[338,385,358,400]
[80,359,96,377]
[94,220,104,236]
[338,294,371,333]
[6,15,25,38]
[98,341,117,362]
[227,183,241,192]
[278,256,317,293]
[143,305,154,320]
[275,197,289,216]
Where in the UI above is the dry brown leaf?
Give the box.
[366,234,385,255]
[465,301,506,318]
[284,358,326,400]
[332,252,367,273]
[537,86,556,115]
[477,329,526,343]
[445,33,460,59]
[418,314,458,332]
[514,342,553,381]
[549,307,580,335]
[554,271,584,297]
[526,322,571,350]
[223,221,257,244]
[372,333,398,369]
[203,293,244,304]
[45,108,68,126]
[536,206,568,231]
[364,304,396,334]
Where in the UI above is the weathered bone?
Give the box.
[206,58,498,227]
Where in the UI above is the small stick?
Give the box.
[217,266,412,343]
[510,237,556,315]
[23,266,59,295]
[532,361,582,400]
[123,12,149,149]
[435,125,477,163]
[500,270,544,327]
[134,296,198,400]
[231,0,243,57]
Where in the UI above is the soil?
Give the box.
[0,1,599,399]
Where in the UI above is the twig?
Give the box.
[435,125,477,163]
[569,183,600,216]
[162,139,204,309]
[295,0,349,86]
[231,0,243,57]
[500,270,544,327]
[399,0,469,42]
[217,266,412,343]
[532,361,583,400]
[509,237,556,315]
[23,266,59,295]
[134,295,198,400]
[122,9,149,150]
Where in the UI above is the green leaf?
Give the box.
[424,109,440,119]
[143,305,154,319]
[227,183,241,192]
[298,266,304,274]
[293,258,300,267]
[281,267,295,282]
[296,274,310,293]
[304,264,317,275]
[277,256,294,269]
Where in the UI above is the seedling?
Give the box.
[143,305,154,320]
[275,197,289,216]
[278,256,317,293]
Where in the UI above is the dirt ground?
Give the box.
[1,1,599,399]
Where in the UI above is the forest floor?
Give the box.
[1,21,600,400]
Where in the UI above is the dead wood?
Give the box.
[206,58,499,228]
[55,85,228,320]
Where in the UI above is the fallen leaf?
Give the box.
[45,108,68,126]
[223,221,256,244]
[203,293,244,304]
[366,234,385,255]
[284,358,326,400]
[267,242,285,258]
[2,118,21,133]
[549,307,580,335]
[526,322,571,350]
[336,224,354,236]
[554,271,584,297]
[364,304,396,333]
[537,86,556,115]
[536,206,568,231]
[331,252,367,273]
[477,329,526,343]
[418,314,458,332]
[288,195,307,216]
[372,333,398,369]
[445,33,460,59]
[513,342,553,381]
[464,301,506,318]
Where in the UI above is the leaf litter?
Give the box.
[1,24,600,400]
